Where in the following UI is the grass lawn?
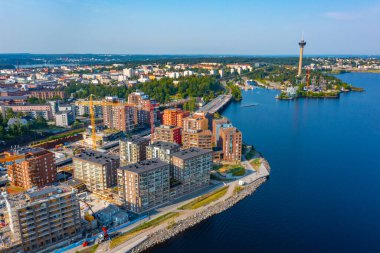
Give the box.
[212,164,223,170]
[218,165,245,176]
[250,158,262,170]
[75,244,98,253]
[110,212,180,249]
[178,186,228,210]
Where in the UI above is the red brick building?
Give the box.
[6,147,57,190]
[154,125,182,145]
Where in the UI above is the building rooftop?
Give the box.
[150,141,180,150]
[118,158,169,174]
[26,187,59,200]
[120,135,149,145]
[157,125,177,129]
[5,146,48,156]
[171,147,212,160]
[74,149,119,165]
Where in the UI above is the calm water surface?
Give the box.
[147,73,380,253]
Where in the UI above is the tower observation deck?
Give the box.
[297,37,306,76]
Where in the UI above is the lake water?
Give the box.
[147,72,380,253]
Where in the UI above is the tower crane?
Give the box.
[76,95,157,149]
[0,153,25,164]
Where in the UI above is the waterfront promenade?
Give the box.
[101,158,270,253]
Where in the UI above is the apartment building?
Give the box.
[212,117,232,144]
[182,130,212,150]
[73,150,120,192]
[0,186,81,253]
[6,147,57,190]
[0,104,53,120]
[146,141,180,164]
[119,135,150,165]
[182,113,209,132]
[154,125,182,145]
[162,108,189,127]
[55,111,74,127]
[219,127,243,162]
[117,159,170,213]
[102,97,136,133]
[29,90,66,100]
[171,147,212,194]
[127,91,152,126]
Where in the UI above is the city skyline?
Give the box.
[0,0,379,55]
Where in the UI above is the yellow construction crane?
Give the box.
[0,153,25,163]
[77,95,158,150]
[76,95,139,149]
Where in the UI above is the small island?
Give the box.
[245,65,364,100]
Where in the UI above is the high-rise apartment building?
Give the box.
[73,150,120,192]
[6,147,57,190]
[102,96,136,133]
[119,135,150,165]
[171,147,212,194]
[212,117,232,144]
[219,127,242,162]
[0,186,81,253]
[182,113,209,132]
[117,159,170,213]
[162,108,189,127]
[154,125,182,145]
[146,141,180,164]
[182,130,212,150]
[127,91,153,127]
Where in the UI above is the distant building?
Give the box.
[146,141,180,164]
[6,147,57,190]
[154,125,182,145]
[171,147,212,194]
[219,127,242,162]
[219,69,224,78]
[0,104,53,120]
[182,130,212,150]
[0,186,82,253]
[73,150,120,192]
[117,159,170,213]
[119,135,150,165]
[55,111,74,127]
[123,68,135,78]
[30,90,66,100]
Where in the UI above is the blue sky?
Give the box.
[0,0,379,55]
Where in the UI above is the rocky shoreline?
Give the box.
[131,173,269,253]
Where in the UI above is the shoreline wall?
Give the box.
[131,176,268,253]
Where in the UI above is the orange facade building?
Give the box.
[162,108,189,127]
